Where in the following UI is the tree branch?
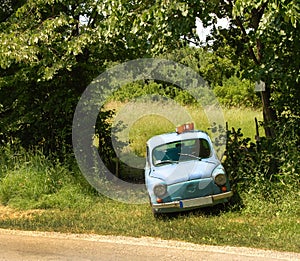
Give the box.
[227,0,260,65]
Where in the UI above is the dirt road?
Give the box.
[0,228,299,261]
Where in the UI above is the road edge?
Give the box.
[0,228,299,260]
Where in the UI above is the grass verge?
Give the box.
[0,193,299,253]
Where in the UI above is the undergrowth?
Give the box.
[0,147,95,210]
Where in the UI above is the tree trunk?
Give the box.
[261,82,277,138]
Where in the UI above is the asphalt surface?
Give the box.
[0,229,299,261]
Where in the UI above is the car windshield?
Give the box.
[152,138,211,166]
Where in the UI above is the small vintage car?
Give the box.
[145,123,232,215]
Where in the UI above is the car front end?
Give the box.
[145,123,233,214]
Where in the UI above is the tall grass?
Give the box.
[0,147,94,210]
[106,101,263,157]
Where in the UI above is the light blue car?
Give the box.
[145,123,233,215]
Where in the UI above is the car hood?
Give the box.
[150,160,218,185]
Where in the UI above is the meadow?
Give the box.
[105,101,263,157]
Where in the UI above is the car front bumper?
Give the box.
[152,191,233,209]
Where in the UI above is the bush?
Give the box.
[110,80,197,105]
[224,123,300,215]
[214,76,261,108]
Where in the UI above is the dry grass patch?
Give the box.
[0,205,45,220]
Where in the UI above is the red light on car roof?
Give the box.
[176,123,194,134]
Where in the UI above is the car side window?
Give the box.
[198,139,211,158]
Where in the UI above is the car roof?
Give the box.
[146,130,210,149]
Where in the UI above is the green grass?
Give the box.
[0,193,299,252]
[0,148,299,253]
[107,101,263,157]
[0,105,299,253]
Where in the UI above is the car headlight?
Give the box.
[213,173,227,186]
[153,184,167,197]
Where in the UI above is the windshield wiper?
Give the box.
[178,153,202,160]
[155,160,178,166]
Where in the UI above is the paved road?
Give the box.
[0,229,299,261]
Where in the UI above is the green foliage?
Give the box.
[31,184,95,210]
[224,123,300,213]
[111,80,197,105]
[2,0,298,162]
[95,108,122,172]
[0,0,98,157]
[110,47,260,108]
[214,76,261,108]
[0,0,196,159]
[0,0,299,159]
[161,47,262,108]
[162,47,237,88]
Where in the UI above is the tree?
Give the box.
[0,0,196,156]
[193,0,300,138]
[1,0,299,157]
[121,0,299,139]
[145,0,298,138]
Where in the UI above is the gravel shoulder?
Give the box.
[0,228,299,261]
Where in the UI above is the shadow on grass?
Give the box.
[154,192,244,221]
[154,206,225,221]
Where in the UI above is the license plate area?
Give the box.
[180,196,213,208]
